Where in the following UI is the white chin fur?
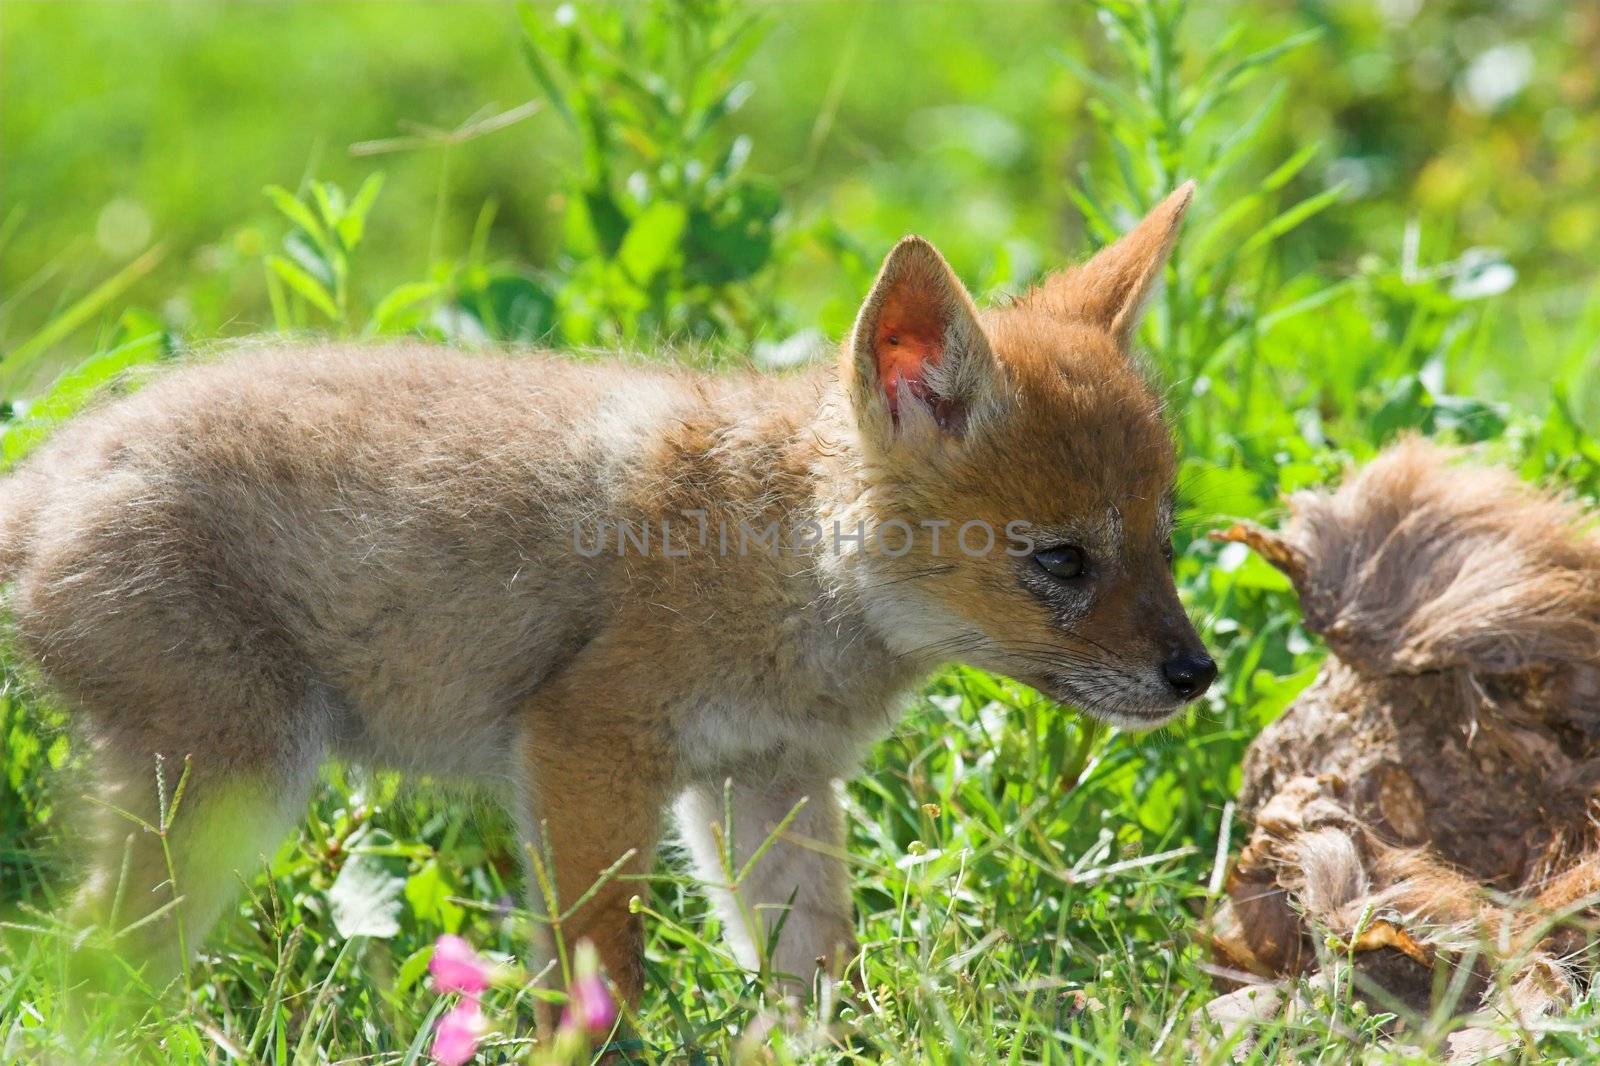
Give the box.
[1048,674,1185,729]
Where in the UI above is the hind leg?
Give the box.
[8,487,332,983]
[71,714,324,984]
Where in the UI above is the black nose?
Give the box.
[1162,652,1217,700]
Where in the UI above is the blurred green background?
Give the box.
[4,1,1597,406]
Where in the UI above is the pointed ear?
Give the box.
[844,236,1001,443]
[1040,181,1194,343]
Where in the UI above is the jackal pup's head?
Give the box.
[840,185,1213,727]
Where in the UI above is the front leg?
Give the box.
[515,716,667,1013]
[675,772,856,994]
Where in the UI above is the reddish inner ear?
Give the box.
[873,286,947,420]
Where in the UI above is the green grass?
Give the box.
[4,0,1600,1061]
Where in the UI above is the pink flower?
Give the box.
[559,940,617,1036]
[431,998,487,1066]
[429,934,490,996]
[560,972,617,1035]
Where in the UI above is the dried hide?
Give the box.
[1204,439,1600,1052]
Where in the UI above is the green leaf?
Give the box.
[1186,28,1321,128]
[394,945,436,997]
[1052,48,1146,126]
[404,859,464,933]
[2,244,166,390]
[328,852,406,939]
[263,185,328,247]
[115,306,167,346]
[1237,183,1346,257]
[697,10,768,94]
[1226,552,1295,593]
[401,998,449,1066]
[1186,191,1263,267]
[518,6,578,133]
[684,183,779,285]
[311,181,346,233]
[366,281,443,336]
[337,172,387,250]
[1176,459,1268,522]
[1433,393,1508,441]
[471,273,556,342]
[1206,82,1287,182]
[712,134,753,183]
[617,201,688,284]
[1261,141,1320,192]
[564,187,630,259]
[1370,375,1430,441]
[1248,662,1321,725]
[266,255,339,320]
[685,80,754,145]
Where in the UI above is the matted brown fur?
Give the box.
[0,189,1214,1008]
[1205,440,1600,1055]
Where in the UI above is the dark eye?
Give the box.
[1162,540,1176,564]
[1035,544,1088,580]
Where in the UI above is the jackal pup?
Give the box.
[0,186,1213,1002]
